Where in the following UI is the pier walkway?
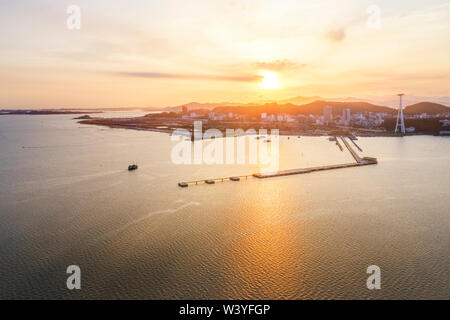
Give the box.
[349,138,363,152]
[178,137,377,187]
[339,136,362,163]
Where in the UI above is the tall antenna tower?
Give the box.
[395,94,406,135]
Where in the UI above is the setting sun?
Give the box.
[260,71,279,89]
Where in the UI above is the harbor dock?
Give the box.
[335,136,343,151]
[349,138,363,152]
[178,136,377,187]
[253,160,375,179]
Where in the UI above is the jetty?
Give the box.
[178,136,377,187]
[349,138,363,152]
[335,137,343,151]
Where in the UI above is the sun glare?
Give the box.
[260,71,279,89]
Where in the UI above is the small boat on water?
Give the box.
[205,179,215,184]
[128,164,138,171]
[178,182,188,188]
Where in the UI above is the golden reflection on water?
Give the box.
[219,180,308,299]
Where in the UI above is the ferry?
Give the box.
[128,164,138,171]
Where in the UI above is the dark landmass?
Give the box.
[382,118,448,135]
[73,115,101,120]
[0,109,101,115]
[164,97,450,113]
[213,101,396,117]
[164,99,449,116]
[404,102,450,115]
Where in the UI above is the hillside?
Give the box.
[404,102,449,115]
[163,102,257,112]
[213,100,396,116]
[213,103,300,117]
[274,96,323,104]
[295,100,395,115]
[164,100,449,116]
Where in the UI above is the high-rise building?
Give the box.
[323,106,333,125]
[342,108,351,125]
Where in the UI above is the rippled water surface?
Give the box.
[0,113,449,299]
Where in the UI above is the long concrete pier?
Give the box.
[252,161,374,179]
[340,136,362,163]
[178,136,377,187]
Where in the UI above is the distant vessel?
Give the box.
[128,164,138,171]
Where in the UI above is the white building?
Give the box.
[342,108,351,125]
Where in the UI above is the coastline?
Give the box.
[77,117,430,138]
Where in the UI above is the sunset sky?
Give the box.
[1,0,449,108]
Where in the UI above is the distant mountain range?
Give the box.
[163,99,449,116]
[162,102,259,112]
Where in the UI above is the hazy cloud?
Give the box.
[254,60,307,71]
[326,28,347,43]
[114,71,261,82]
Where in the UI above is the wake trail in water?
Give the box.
[101,201,201,240]
[21,145,89,149]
